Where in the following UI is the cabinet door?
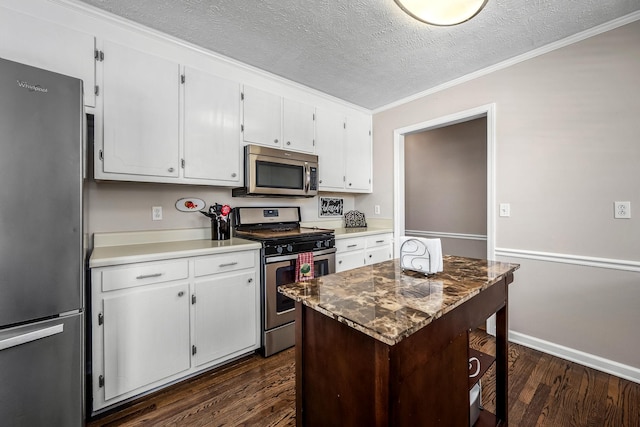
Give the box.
[283,99,315,153]
[345,114,372,191]
[102,282,190,400]
[366,246,392,265]
[0,7,96,107]
[242,85,281,147]
[193,271,258,366]
[183,67,241,184]
[315,107,346,190]
[102,41,180,178]
[336,250,365,273]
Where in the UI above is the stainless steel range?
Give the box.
[234,207,335,356]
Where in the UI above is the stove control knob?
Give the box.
[325,239,332,247]
[316,241,322,248]
[276,246,283,254]
[287,244,293,252]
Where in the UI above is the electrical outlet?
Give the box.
[499,203,511,217]
[152,206,163,221]
[614,201,631,219]
[374,205,381,215]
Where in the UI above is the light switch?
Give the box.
[499,203,510,217]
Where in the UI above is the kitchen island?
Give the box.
[279,255,519,427]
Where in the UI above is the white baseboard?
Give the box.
[509,330,640,384]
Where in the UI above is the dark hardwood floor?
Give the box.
[87,331,640,426]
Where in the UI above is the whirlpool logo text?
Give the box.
[17,80,48,93]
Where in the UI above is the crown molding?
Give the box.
[374,10,640,114]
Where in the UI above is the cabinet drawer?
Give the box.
[194,251,255,277]
[335,238,365,253]
[100,260,189,292]
[366,233,392,248]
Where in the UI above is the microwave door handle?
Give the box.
[304,163,311,193]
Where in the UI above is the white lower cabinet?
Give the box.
[91,249,260,413]
[336,232,393,273]
[193,271,257,367]
[103,282,191,400]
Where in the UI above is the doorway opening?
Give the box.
[393,103,497,332]
[393,103,496,258]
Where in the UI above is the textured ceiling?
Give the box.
[76,0,640,110]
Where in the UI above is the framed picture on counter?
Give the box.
[319,197,344,217]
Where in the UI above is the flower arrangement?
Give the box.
[201,203,232,240]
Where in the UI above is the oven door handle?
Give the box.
[265,247,336,263]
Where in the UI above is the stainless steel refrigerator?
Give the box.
[0,57,84,426]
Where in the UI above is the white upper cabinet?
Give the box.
[315,107,346,190]
[283,98,316,153]
[101,40,180,178]
[242,85,282,148]
[0,7,96,107]
[183,66,241,185]
[316,109,372,193]
[344,113,372,191]
[242,86,316,153]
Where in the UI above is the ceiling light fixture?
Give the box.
[394,0,488,26]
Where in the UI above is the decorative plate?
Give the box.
[175,198,205,212]
[344,210,367,228]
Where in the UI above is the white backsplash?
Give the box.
[88,180,361,235]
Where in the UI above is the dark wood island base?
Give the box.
[281,256,518,427]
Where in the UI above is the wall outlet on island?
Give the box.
[374,205,381,215]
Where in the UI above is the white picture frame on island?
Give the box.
[319,197,344,217]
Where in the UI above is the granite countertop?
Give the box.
[89,237,261,268]
[279,255,519,346]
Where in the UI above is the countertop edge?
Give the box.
[333,227,393,239]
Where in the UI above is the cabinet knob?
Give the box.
[178,291,185,297]
[319,179,323,184]
[274,139,279,144]
[168,167,175,173]
[369,254,372,258]
[349,183,352,186]
[286,141,291,145]
[231,173,237,178]
[338,260,342,264]
[248,278,253,283]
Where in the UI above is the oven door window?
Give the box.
[256,160,304,190]
[274,258,332,313]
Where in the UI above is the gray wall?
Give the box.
[368,20,640,373]
[404,118,487,258]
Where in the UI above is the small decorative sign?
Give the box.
[175,198,205,212]
[319,197,344,217]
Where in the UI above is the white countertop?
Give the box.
[333,226,393,239]
[89,224,393,268]
[89,237,261,268]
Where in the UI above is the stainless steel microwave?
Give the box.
[232,144,319,197]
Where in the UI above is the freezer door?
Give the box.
[0,313,83,426]
[0,58,83,326]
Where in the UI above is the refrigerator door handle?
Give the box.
[0,323,64,351]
